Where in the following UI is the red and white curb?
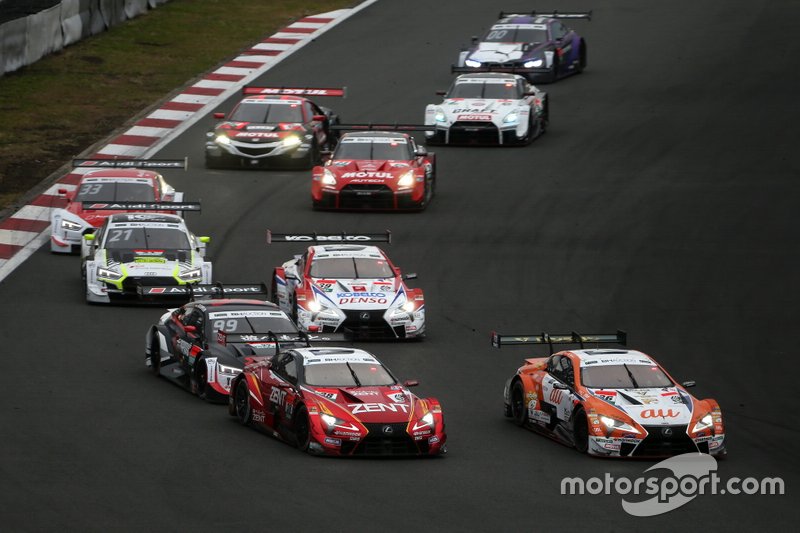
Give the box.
[0,1,377,282]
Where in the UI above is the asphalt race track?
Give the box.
[1,1,798,530]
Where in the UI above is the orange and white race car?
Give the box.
[494,331,726,457]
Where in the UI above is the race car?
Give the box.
[424,73,548,145]
[311,126,435,210]
[205,86,344,170]
[50,158,190,254]
[454,11,591,83]
[228,346,446,456]
[495,331,726,457]
[268,231,425,339]
[81,213,211,304]
[144,283,309,402]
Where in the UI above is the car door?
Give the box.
[549,21,574,72]
[264,352,300,433]
[306,102,328,147]
[172,306,205,370]
[541,354,578,426]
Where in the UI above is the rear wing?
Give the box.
[242,86,347,97]
[267,230,392,244]
[332,124,435,133]
[136,283,268,299]
[217,330,352,347]
[491,330,626,352]
[451,64,536,75]
[73,158,188,170]
[498,10,592,20]
[81,201,201,212]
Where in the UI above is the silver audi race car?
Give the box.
[81,213,212,304]
[424,73,548,145]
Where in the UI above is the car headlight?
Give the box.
[321,168,337,186]
[401,300,416,313]
[411,412,435,432]
[321,413,360,434]
[434,109,447,123]
[307,300,323,313]
[97,267,123,281]
[524,59,544,68]
[179,268,203,281]
[282,135,302,148]
[465,59,481,68]
[397,170,415,189]
[61,219,83,231]
[217,363,240,376]
[215,134,231,145]
[503,112,519,124]
[600,415,640,434]
[692,413,714,432]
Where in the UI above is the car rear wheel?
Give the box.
[573,408,589,453]
[193,358,208,398]
[294,406,311,452]
[148,336,161,376]
[510,380,527,426]
[577,40,587,73]
[233,379,252,425]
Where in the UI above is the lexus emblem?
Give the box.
[662,427,673,437]
[382,425,393,435]
[360,312,371,320]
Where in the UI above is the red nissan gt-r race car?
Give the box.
[205,86,344,169]
[228,346,447,456]
[495,331,726,458]
[311,125,436,210]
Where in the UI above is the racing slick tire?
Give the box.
[192,357,209,399]
[233,379,252,425]
[148,336,161,376]
[295,139,321,170]
[573,407,589,454]
[546,55,560,83]
[294,406,311,452]
[576,40,587,73]
[509,380,527,426]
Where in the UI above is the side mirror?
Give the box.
[184,325,197,334]
[522,43,531,52]
[312,114,326,122]
[435,90,447,96]
[403,380,419,388]
[414,146,428,157]
[402,273,418,280]
[553,382,569,390]
[470,35,478,44]
[199,236,211,243]
[84,233,95,241]
[682,380,696,388]
[213,112,225,119]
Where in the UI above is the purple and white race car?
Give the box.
[454,11,591,83]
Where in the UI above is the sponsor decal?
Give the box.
[348,390,379,397]
[549,389,564,404]
[349,403,410,414]
[252,410,266,423]
[283,235,373,241]
[324,437,342,446]
[641,409,680,419]
[457,114,493,121]
[341,171,394,178]
[269,387,287,406]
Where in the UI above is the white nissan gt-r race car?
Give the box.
[424,72,548,145]
[268,231,425,340]
[81,213,212,304]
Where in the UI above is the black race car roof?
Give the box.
[340,131,410,140]
[108,213,183,223]
[193,300,281,311]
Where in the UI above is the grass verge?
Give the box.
[0,0,357,214]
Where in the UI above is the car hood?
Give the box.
[214,122,295,141]
[311,279,405,310]
[469,42,533,63]
[589,387,694,426]
[307,385,418,424]
[440,98,518,121]
[107,248,192,264]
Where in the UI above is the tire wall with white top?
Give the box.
[0,0,170,76]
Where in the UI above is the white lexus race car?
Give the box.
[424,73,548,145]
[268,231,425,340]
[81,213,212,304]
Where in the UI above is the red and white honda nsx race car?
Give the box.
[311,126,435,210]
[205,86,343,169]
[229,346,446,456]
[495,331,726,457]
[50,158,189,253]
[268,231,425,339]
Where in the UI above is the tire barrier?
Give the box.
[0,0,171,76]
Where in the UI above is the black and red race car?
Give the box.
[144,283,309,402]
[228,346,447,456]
[311,125,436,210]
[205,86,344,170]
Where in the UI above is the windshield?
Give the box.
[448,81,521,99]
[304,362,395,387]
[483,26,548,43]
[76,182,155,202]
[104,227,190,250]
[581,364,673,389]
[309,257,394,279]
[229,102,304,123]
[335,138,412,160]
[208,312,296,334]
